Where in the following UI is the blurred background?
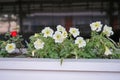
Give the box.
[0,0,120,43]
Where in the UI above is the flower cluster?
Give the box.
[27,25,86,58]
[0,21,120,59]
[0,31,24,57]
[89,21,114,56]
[27,21,120,59]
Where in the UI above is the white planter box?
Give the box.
[0,58,120,80]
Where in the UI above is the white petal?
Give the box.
[104,46,112,55]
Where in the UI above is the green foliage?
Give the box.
[27,24,120,59]
[0,32,24,57]
[5,32,24,48]
[83,31,118,58]
[27,33,77,58]
[1,22,120,59]
[27,30,120,59]
[0,41,8,57]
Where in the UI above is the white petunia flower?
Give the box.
[53,31,64,43]
[75,37,86,48]
[34,33,39,37]
[62,31,68,39]
[69,28,80,38]
[32,50,35,56]
[41,27,54,37]
[34,39,44,50]
[104,46,112,55]
[57,25,66,32]
[90,21,103,32]
[102,25,114,37]
[5,43,16,53]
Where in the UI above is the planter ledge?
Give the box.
[0,58,120,80]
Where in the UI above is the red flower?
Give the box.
[10,31,17,37]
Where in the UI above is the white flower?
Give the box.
[5,43,16,53]
[41,27,54,37]
[53,31,64,43]
[34,33,39,37]
[32,50,35,56]
[57,25,66,32]
[69,28,80,38]
[57,25,68,39]
[34,39,44,50]
[62,31,68,39]
[75,37,86,48]
[102,25,114,37]
[104,46,112,55]
[90,21,103,32]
